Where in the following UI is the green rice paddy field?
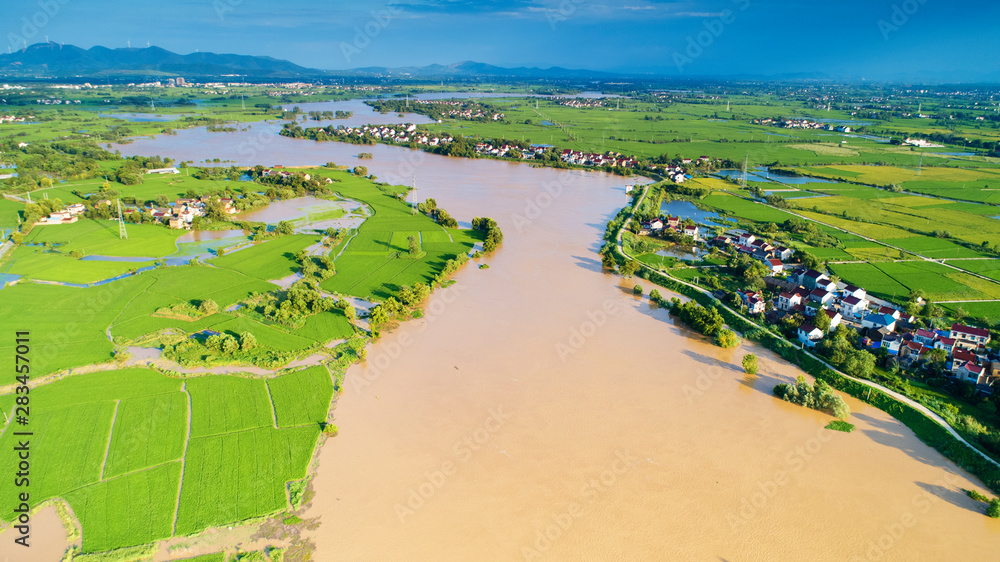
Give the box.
[0,366,332,553]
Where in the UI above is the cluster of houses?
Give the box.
[36,203,86,225]
[751,118,851,133]
[408,100,504,121]
[334,124,454,147]
[654,164,690,184]
[473,142,546,159]
[559,149,640,169]
[143,196,238,229]
[744,265,997,391]
[711,230,794,274]
[32,99,82,105]
[0,115,30,123]
[639,215,700,241]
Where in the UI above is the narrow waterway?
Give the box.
[115,111,1000,560]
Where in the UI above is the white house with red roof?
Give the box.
[951,324,990,350]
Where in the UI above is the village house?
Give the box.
[862,313,897,333]
[738,232,756,246]
[912,328,937,346]
[798,323,824,347]
[800,269,826,290]
[808,288,834,306]
[950,324,991,351]
[146,167,180,175]
[956,361,985,383]
[842,285,867,301]
[778,289,804,311]
[951,350,979,374]
[839,295,867,318]
[683,225,699,240]
[823,309,842,331]
[740,291,767,314]
[765,258,783,274]
[774,246,794,261]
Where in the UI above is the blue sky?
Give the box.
[6,0,1000,81]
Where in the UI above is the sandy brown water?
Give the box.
[117,121,1000,561]
[0,505,71,561]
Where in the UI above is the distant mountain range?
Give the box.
[2,43,995,84]
[0,43,611,81]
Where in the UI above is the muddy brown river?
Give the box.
[113,110,1000,561]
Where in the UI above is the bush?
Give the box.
[633,284,643,295]
[649,289,661,302]
[716,329,741,349]
[774,376,850,419]
[742,353,759,375]
[199,299,219,315]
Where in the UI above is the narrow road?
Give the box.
[617,184,1000,471]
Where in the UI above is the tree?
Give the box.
[926,348,947,372]
[199,299,219,315]
[633,284,643,295]
[716,329,741,349]
[813,309,831,332]
[239,332,257,351]
[10,232,23,245]
[354,166,368,177]
[277,220,295,235]
[622,259,640,279]
[344,305,357,323]
[742,353,759,375]
[221,334,239,354]
[407,235,419,256]
[370,305,388,325]
[649,289,662,303]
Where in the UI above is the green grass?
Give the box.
[103,393,188,478]
[830,261,1000,302]
[210,234,320,281]
[64,462,183,553]
[174,425,320,536]
[1,245,156,283]
[176,554,227,562]
[23,219,184,257]
[0,366,332,552]
[0,198,23,230]
[186,376,276,438]
[700,192,797,223]
[267,366,334,428]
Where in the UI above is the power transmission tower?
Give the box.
[117,199,128,240]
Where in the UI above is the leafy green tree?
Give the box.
[199,299,219,315]
[277,221,295,235]
[370,305,388,325]
[813,309,831,332]
[742,353,759,375]
[649,289,661,302]
[633,284,643,295]
[221,334,239,354]
[239,332,257,351]
[408,235,419,256]
[622,259,640,278]
[716,329,741,349]
[354,166,368,176]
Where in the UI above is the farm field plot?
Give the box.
[23,219,184,257]
[0,276,149,374]
[794,211,917,240]
[174,425,319,536]
[267,366,334,428]
[946,259,1000,282]
[943,301,1000,324]
[64,461,182,553]
[186,376,276,437]
[103,392,188,478]
[0,198,22,229]
[295,309,355,342]
[213,316,317,351]
[1,245,156,283]
[210,234,320,281]
[831,261,1000,302]
[112,310,231,342]
[145,266,276,308]
[700,193,797,223]
[885,237,989,259]
[0,366,331,552]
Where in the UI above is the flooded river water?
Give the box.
[114,103,1000,561]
